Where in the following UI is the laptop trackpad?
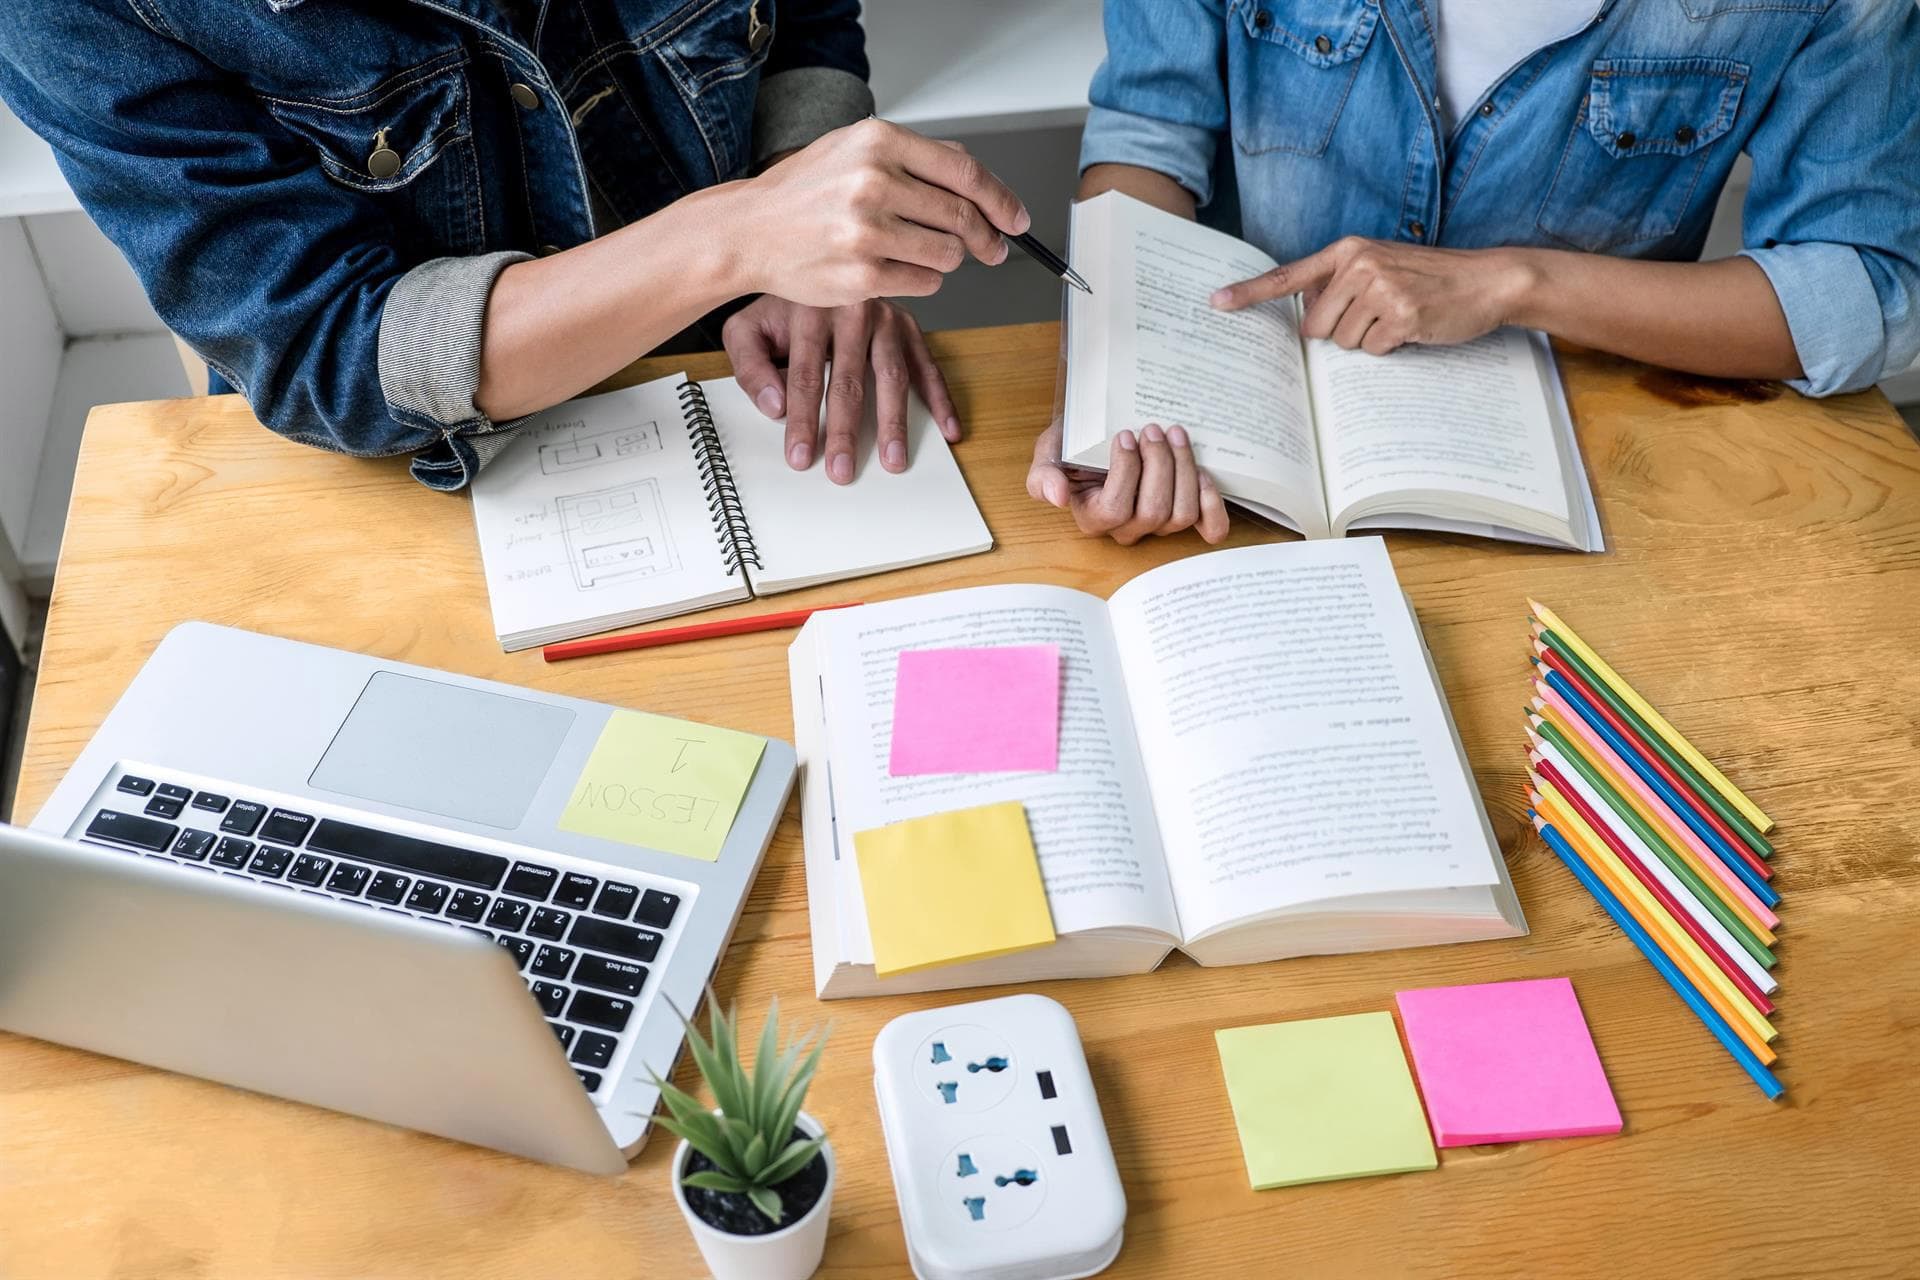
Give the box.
[310,672,577,830]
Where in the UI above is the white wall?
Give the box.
[0,219,63,558]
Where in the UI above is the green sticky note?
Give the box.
[558,710,766,861]
[1215,1011,1437,1190]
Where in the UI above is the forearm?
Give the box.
[476,184,752,420]
[1077,163,1196,219]
[1503,249,1804,382]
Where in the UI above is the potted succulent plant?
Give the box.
[653,995,833,1280]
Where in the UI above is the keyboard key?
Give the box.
[567,990,634,1033]
[287,854,333,886]
[592,881,638,920]
[635,889,681,929]
[566,916,662,963]
[85,809,178,852]
[172,829,217,862]
[405,880,451,914]
[531,945,577,980]
[210,837,255,868]
[259,809,315,847]
[305,819,508,890]
[326,862,372,895]
[190,792,231,813]
[144,796,185,820]
[155,783,193,803]
[503,862,558,901]
[551,1021,576,1049]
[573,955,647,998]
[531,981,568,1017]
[445,889,490,922]
[221,801,267,837]
[248,846,293,879]
[575,1070,603,1093]
[366,871,411,904]
[555,872,598,910]
[487,898,530,932]
[462,926,494,941]
[570,1028,620,1066]
[116,776,155,796]
[527,907,571,941]
[498,936,535,969]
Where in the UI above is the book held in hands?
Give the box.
[790,538,1527,998]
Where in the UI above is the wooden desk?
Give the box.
[8,323,1919,1277]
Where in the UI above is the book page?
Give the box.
[811,585,1180,958]
[1063,193,1328,535]
[1308,328,1570,532]
[1105,540,1502,942]
[700,376,992,595]
[469,374,744,648]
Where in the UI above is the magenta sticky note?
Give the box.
[1394,977,1622,1147]
[888,645,1061,776]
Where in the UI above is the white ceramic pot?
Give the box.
[671,1110,834,1280]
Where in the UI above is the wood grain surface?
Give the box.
[6,323,1917,1278]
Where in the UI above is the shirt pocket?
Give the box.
[1536,57,1748,254]
[657,0,777,180]
[1225,0,1379,158]
[262,50,484,258]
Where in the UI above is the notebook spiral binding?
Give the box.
[680,379,762,575]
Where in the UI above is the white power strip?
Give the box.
[873,994,1126,1280]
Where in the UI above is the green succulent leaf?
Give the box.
[758,1136,826,1187]
[681,1170,749,1195]
[740,1129,770,1176]
[749,995,783,1128]
[768,1036,828,1152]
[746,1183,785,1226]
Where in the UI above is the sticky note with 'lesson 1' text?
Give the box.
[558,710,765,861]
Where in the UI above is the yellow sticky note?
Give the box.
[558,710,766,861]
[1215,1012,1437,1190]
[853,801,1056,977]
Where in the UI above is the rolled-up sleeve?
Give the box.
[1738,0,1920,396]
[1079,0,1227,206]
[752,0,871,164]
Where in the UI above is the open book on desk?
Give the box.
[471,372,993,651]
[790,538,1526,999]
[1063,191,1603,550]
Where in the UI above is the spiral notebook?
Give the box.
[471,372,994,651]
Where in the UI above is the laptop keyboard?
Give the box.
[85,772,689,1100]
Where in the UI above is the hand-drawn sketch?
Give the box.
[538,418,664,476]
[557,478,681,589]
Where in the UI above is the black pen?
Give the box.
[1010,231,1092,294]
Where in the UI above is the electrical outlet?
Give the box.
[874,994,1126,1280]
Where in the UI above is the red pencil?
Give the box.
[542,602,863,662]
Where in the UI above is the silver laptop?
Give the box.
[1,622,796,1174]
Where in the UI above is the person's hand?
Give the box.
[1026,419,1229,546]
[723,295,960,483]
[730,118,1030,308]
[1210,237,1535,355]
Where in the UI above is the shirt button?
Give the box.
[1253,9,1272,29]
[1675,124,1697,144]
[1408,220,1427,239]
[510,82,541,111]
[538,244,564,257]
[1479,101,1495,117]
[367,129,401,179]
[1616,131,1637,149]
[1314,34,1332,53]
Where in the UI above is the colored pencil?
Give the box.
[1528,600,1775,837]
[1529,718,1777,964]
[1534,757,1775,1011]
[541,602,863,662]
[1533,648,1769,881]
[1533,815,1785,1100]
[1532,620,1775,858]
[1533,783,1776,1054]
[1541,670,1778,907]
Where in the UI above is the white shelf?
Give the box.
[864,0,1104,136]
[0,101,79,219]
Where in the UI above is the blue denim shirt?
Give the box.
[1082,0,1920,396]
[0,0,869,487]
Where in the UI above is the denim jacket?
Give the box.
[1082,0,1920,396]
[0,0,869,487]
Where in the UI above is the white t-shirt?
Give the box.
[1434,1,1605,129]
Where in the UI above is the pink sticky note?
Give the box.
[888,645,1060,776]
[1394,978,1622,1147]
